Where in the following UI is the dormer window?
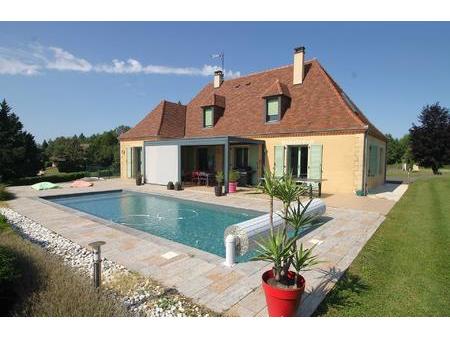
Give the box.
[266,97,281,122]
[203,107,214,128]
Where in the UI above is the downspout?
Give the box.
[224,141,229,193]
[362,129,369,196]
[384,139,387,184]
[141,144,146,184]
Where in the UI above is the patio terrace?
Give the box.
[6,179,403,316]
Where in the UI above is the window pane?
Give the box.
[204,107,213,127]
[235,148,249,168]
[267,98,279,116]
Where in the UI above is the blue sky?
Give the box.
[0,22,449,142]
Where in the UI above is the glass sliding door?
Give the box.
[126,146,142,178]
[287,145,308,178]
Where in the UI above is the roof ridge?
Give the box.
[156,100,166,136]
[219,59,315,84]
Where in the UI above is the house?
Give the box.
[119,46,386,195]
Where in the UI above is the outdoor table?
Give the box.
[258,177,324,197]
[294,178,324,197]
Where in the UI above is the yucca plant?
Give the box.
[257,170,280,229]
[253,172,320,287]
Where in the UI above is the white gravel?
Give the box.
[0,207,211,317]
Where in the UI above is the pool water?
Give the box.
[45,191,263,261]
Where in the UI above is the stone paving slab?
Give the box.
[5,179,395,316]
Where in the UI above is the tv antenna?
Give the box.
[211,52,224,73]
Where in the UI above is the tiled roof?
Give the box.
[200,93,226,108]
[184,59,385,139]
[119,100,186,141]
[122,58,386,142]
[261,79,290,98]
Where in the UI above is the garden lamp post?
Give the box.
[88,241,106,288]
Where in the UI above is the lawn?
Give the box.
[315,175,450,316]
[386,164,449,182]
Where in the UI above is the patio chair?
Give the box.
[191,170,200,185]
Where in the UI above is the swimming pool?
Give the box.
[44,190,263,261]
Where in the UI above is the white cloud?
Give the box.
[46,47,92,72]
[95,58,240,78]
[0,44,240,78]
[0,57,40,75]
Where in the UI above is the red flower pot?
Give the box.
[261,270,305,317]
[228,182,237,193]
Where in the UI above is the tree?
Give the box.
[386,134,400,164]
[386,133,410,164]
[409,103,450,174]
[114,125,130,137]
[0,99,41,180]
[43,125,130,174]
[45,136,86,172]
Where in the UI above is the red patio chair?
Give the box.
[191,171,200,184]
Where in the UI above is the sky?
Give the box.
[0,22,449,142]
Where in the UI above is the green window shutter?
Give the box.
[368,145,378,176]
[274,146,285,177]
[204,107,213,127]
[308,144,323,180]
[126,147,132,178]
[297,147,302,177]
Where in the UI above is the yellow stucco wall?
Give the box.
[254,133,365,194]
[366,135,386,189]
[121,133,385,194]
[119,140,144,179]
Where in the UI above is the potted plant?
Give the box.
[253,172,320,317]
[174,181,182,191]
[135,173,143,186]
[167,181,174,190]
[215,171,224,196]
[228,170,240,193]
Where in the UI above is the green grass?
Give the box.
[386,164,449,182]
[315,175,450,316]
[0,216,128,316]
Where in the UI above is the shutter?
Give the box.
[126,147,132,178]
[274,146,285,177]
[308,144,323,180]
[297,147,302,177]
[369,145,378,176]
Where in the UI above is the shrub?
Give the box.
[0,184,14,201]
[10,172,87,186]
[0,245,21,315]
[229,170,240,183]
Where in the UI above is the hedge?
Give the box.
[10,172,87,186]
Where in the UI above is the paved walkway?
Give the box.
[6,179,400,316]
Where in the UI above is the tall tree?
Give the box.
[0,99,41,180]
[409,102,450,174]
[45,136,86,172]
[386,133,409,164]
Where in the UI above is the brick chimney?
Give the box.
[293,46,305,85]
[214,70,224,88]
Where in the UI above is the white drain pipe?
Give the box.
[225,234,237,267]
